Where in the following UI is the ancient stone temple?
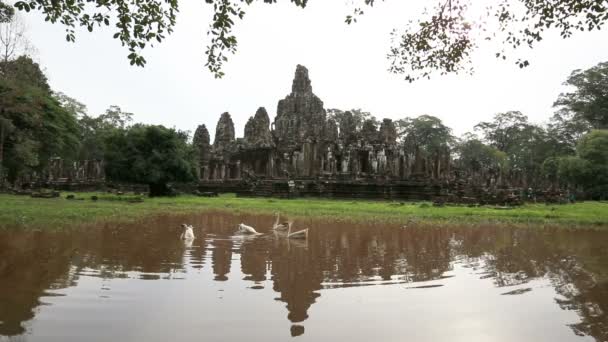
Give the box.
[197,65,450,200]
[20,157,107,190]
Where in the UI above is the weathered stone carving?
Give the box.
[338,111,358,145]
[379,119,397,145]
[41,158,105,185]
[274,65,326,148]
[193,124,211,180]
[324,118,338,142]
[213,112,235,153]
[193,124,211,161]
[244,107,273,148]
[195,65,454,200]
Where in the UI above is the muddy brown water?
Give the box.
[1,213,607,342]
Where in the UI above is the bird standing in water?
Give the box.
[286,222,308,240]
[273,212,289,231]
[180,224,195,240]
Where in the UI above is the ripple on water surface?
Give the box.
[0,212,607,342]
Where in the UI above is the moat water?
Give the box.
[1,213,607,342]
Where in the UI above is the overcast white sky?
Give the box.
[22,0,608,140]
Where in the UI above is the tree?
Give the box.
[6,0,607,79]
[397,114,453,178]
[1,57,78,185]
[0,77,79,184]
[547,109,592,156]
[387,0,608,81]
[69,104,133,161]
[0,13,32,66]
[327,108,376,144]
[104,124,196,196]
[554,61,608,130]
[476,111,556,187]
[547,130,608,198]
[541,156,560,187]
[456,138,508,186]
[577,130,608,198]
[54,92,88,118]
[0,55,49,91]
[557,155,590,189]
[360,118,379,143]
[327,108,374,132]
[475,111,529,152]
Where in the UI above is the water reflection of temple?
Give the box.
[0,216,607,341]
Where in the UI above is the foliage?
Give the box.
[395,115,453,177]
[398,114,453,158]
[327,108,374,131]
[554,61,608,129]
[547,109,592,156]
[360,118,379,143]
[475,111,529,151]
[53,92,87,118]
[556,155,589,186]
[0,77,79,183]
[578,130,608,165]
[548,131,608,199]
[104,124,196,196]
[387,0,474,82]
[475,111,555,187]
[327,108,376,144]
[11,0,178,67]
[0,55,49,91]
[6,0,607,79]
[541,157,560,184]
[78,106,133,160]
[63,103,133,161]
[457,138,508,180]
[0,1,13,23]
[576,130,608,198]
[388,0,608,81]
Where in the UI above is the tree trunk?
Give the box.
[0,121,4,187]
[149,182,170,197]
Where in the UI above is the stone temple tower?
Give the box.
[273,65,327,149]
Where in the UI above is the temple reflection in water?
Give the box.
[0,214,607,341]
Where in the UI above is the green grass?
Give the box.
[1,192,607,229]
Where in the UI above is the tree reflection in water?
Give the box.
[0,213,606,341]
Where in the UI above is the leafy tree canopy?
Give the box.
[327,108,374,132]
[104,124,196,196]
[554,61,608,129]
[577,129,608,168]
[397,114,453,157]
[5,0,607,80]
[556,155,589,186]
[555,130,608,198]
[0,73,79,183]
[547,109,593,156]
[475,111,558,186]
[457,138,508,175]
[475,111,530,152]
[64,103,133,161]
[0,56,49,91]
[0,1,12,23]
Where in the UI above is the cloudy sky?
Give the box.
[22,0,608,140]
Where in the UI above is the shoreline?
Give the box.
[1,193,607,230]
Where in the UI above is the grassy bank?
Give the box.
[1,192,607,229]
